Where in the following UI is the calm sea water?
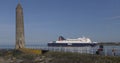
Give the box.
[0,44,47,49]
[0,44,119,50]
[0,44,120,56]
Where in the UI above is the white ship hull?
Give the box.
[48,36,97,47]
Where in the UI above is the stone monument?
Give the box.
[15,2,25,49]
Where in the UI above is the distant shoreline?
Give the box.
[98,42,120,45]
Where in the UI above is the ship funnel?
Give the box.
[58,36,66,41]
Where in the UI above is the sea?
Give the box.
[0,44,120,56]
[0,44,47,49]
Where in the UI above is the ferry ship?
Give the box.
[48,36,97,47]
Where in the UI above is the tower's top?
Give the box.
[16,0,22,9]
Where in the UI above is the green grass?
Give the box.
[0,50,120,63]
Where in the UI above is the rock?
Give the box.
[15,59,24,63]
[34,57,44,62]
[0,57,4,62]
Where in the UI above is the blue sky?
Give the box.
[0,0,120,45]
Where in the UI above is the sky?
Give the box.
[0,0,120,45]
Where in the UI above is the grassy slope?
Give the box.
[44,51,120,63]
[0,50,120,63]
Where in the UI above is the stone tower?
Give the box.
[15,2,25,49]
